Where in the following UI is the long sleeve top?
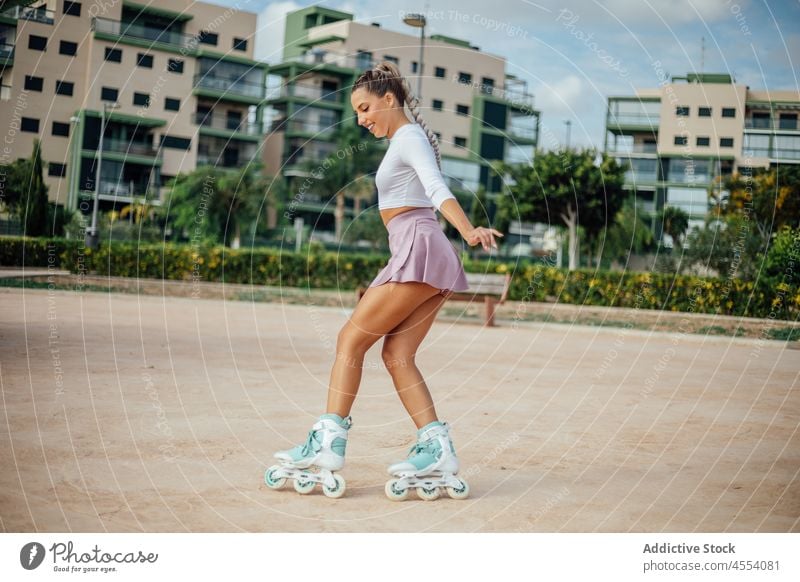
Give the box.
[374,122,457,211]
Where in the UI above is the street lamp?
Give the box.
[67,115,80,212]
[403,13,426,100]
[86,101,119,249]
[564,119,572,150]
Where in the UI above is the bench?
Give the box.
[355,272,512,327]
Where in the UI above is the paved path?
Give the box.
[1,287,797,532]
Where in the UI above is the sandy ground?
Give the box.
[0,286,798,533]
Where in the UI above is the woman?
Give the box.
[265,61,502,500]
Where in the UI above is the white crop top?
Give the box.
[374,122,457,211]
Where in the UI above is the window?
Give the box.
[411,61,418,73]
[720,137,734,148]
[696,136,710,146]
[168,59,184,74]
[722,107,736,118]
[454,136,467,148]
[432,99,443,111]
[104,47,122,62]
[482,77,495,92]
[435,66,445,78]
[676,106,690,116]
[63,1,81,16]
[59,40,77,56]
[698,106,712,117]
[133,92,150,107]
[52,121,70,137]
[165,97,180,111]
[24,75,43,91]
[48,163,67,177]
[433,132,442,141]
[456,104,470,116]
[160,135,191,150]
[101,86,118,102]
[198,30,218,45]
[21,117,39,133]
[458,72,472,84]
[304,14,316,29]
[55,80,74,96]
[233,37,247,51]
[28,35,47,51]
[779,113,798,130]
[674,135,688,145]
[384,55,398,64]
[356,50,372,69]
[137,53,153,68]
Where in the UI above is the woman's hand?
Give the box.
[463,226,504,251]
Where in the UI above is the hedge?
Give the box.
[2,236,797,320]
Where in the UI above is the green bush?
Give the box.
[2,236,797,320]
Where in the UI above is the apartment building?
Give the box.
[605,72,800,229]
[263,5,539,233]
[0,0,266,213]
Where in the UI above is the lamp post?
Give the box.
[403,13,426,100]
[67,115,80,212]
[564,119,572,150]
[86,101,119,249]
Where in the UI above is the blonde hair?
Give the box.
[352,60,442,169]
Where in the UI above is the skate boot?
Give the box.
[385,420,469,501]
[264,413,352,498]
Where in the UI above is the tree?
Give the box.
[300,124,382,242]
[160,164,272,247]
[23,140,49,237]
[659,205,689,250]
[496,148,627,270]
[684,215,766,280]
[597,197,654,267]
[713,165,800,244]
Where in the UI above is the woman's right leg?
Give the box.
[325,281,443,418]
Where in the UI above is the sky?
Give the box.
[207,0,799,150]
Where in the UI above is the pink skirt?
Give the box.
[369,207,470,294]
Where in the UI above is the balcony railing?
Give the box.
[102,138,159,157]
[81,181,154,198]
[744,118,799,131]
[0,42,13,62]
[267,81,340,103]
[194,112,262,135]
[284,49,373,71]
[744,147,800,161]
[93,17,195,50]
[193,73,264,99]
[607,142,658,154]
[271,118,337,136]
[2,5,54,25]
[608,113,660,127]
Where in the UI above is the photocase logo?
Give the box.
[20,542,45,570]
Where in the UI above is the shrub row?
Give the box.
[2,237,797,320]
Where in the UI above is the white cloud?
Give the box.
[255,1,300,63]
[534,74,584,115]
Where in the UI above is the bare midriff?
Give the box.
[380,206,431,228]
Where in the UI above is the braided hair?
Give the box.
[352,60,442,170]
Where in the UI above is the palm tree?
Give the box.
[659,205,689,250]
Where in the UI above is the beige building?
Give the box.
[0,0,265,215]
[605,72,800,228]
[263,6,539,234]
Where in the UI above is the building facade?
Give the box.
[0,0,266,214]
[263,5,539,234]
[605,72,800,232]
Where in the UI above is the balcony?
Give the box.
[284,49,373,71]
[102,138,159,158]
[270,118,336,137]
[1,84,10,101]
[744,117,799,131]
[608,113,660,129]
[607,142,658,155]
[193,73,264,101]
[2,5,54,25]
[80,181,156,200]
[93,17,195,51]
[267,81,340,103]
[744,146,800,161]
[0,42,13,67]
[194,112,262,136]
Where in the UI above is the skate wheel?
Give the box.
[293,477,316,494]
[446,479,470,500]
[417,486,441,501]
[264,466,286,489]
[322,474,346,499]
[385,479,409,501]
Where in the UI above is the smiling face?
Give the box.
[350,87,403,139]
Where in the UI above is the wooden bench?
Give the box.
[355,272,512,327]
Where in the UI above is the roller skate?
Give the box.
[385,420,469,501]
[264,413,352,498]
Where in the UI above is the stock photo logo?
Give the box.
[19,542,46,570]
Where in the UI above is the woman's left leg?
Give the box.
[381,291,451,429]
